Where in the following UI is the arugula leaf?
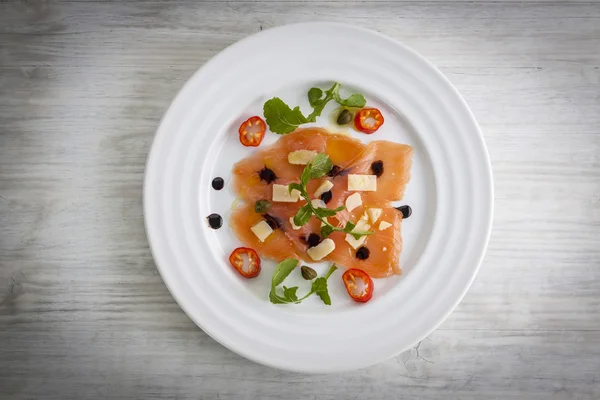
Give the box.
[351,229,375,240]
[333,92,366,108]
[314,207,342,218]
[269,290,287,304]
[324,264,338,279]
[263,98,309,134]
[313,278,331,305]
[263,83,366,134]
[288,153,372,239]
[343,221,356,232]
[300,165,312,187]
[269,259,338,305]
[308,153,333,179]
[306,83,339,121]
[271,258,299,287]
[293,204,313,227]
[307,88,323,107]
[320,224,335,238]
[283,286,299,302]
[288,182,303,194]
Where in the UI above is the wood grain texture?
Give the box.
[1,1,599,399]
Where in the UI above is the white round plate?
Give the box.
[144,22,493,372]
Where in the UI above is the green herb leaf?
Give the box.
[343,221,356,232]
[317,286,332,305]
[269,263,338,305]
[271,258,299,287]
[324,264,338,279]
[307,87,323,107]
[312,277,331,305]
[263,83,366,134]
[300,165,312,187]
[288,182,303,194]
[333,92,367,108]
[320,224,335,238]
[351,229,375,240]
[269,290,287,304]
[263,97,309,134]
[314,207,339,218]
[293,204,313,227]
[283,286,299,302]
[308,153,333,179]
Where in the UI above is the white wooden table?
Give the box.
[1,1,599,398]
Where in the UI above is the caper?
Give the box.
[254,199,271,213]
[336,109,353,125]
[301,265,317,280]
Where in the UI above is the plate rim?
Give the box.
[143,21,494,372]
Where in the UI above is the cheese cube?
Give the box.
[378,221,392,231]
[307,238,336,261]
[345,233,367,250]
[250,220,273,242]
[367,208,382,224]
[347,174,377,191]
[288,150,317,165]
[289,217,301,230]
[345,219,371,249]
[272,184,301,202]
[345,192,362,212]
[313,180,333,198]
[311,199,326,209]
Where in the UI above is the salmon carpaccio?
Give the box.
[230,128,412,278]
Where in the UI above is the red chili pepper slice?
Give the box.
[239,116,266,147]
[354,108,384,134]
[342,268,374,303]
[229,247,261,278]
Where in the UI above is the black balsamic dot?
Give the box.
[211,177,224,190]
[356,246,370,260]
[207,213,223,229]
[371,160,384,177]
[307,233,322,248]
[263,213,282,230]
[395,205,412,219]
[328,165,342,177]
[320,190,333,204]
[258,166,277,184]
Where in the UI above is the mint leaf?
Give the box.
[283,286,299,302]
[293,204,313,227]
[271,258,299,287]
[320,224,335,238]
[308,154,332,178]
[263,97,308,134]
[334,92,366,108]
[308,87,323,107]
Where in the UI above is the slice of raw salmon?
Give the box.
[230,128,412,278]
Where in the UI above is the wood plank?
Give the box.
[1,1,599,398]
